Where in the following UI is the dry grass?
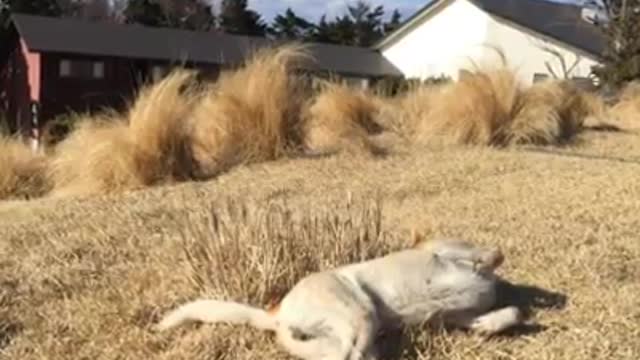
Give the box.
[0,136,49,200]
[46,115,142,198]
[402,67,603,147]
[507,80,601,145]
[608,81,640,128]
[302,81,386,156]
[44,45,312,197]
[187,44,311,179]
[127,69,202,183]
[21,45,621,200]
[411,68,522,146]
[46,70,203,198]
[2,132,640,359]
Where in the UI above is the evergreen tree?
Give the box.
[218,0,266,36]
[306,1,388,46]
[122,0,166,27]
[307,14,333,42]
[384,9,402,34]
[268,7,313,40]
[0,0,61,26]
[588,0,640,87]
[158,0,215,31]
[348,1,384,46]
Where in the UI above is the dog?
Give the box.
[155,235,522,359]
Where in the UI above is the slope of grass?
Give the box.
[0,136,49,200]
[1,128,639,359]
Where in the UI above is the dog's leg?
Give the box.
[446,306,522,335]
[348,312,380,360]
[468,306,522,335]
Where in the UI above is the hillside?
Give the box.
[1,127,639,359]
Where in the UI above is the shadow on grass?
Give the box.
[376,279,568,359]
[0,321,22,351]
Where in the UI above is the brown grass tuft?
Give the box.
[412,68,522,146]
[46,71,207,197]
[384,82,445,140]
[402,66,598,147]
[608,81,640,127]
[187,44,311,179]
[302,81,386,156]
[507,80,597,145]
[0,136,49,200]
[127,69,202,183]
[46,115,143,198]
[180,197,398,310]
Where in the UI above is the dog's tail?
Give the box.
[154,299,277,332]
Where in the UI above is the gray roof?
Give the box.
[10,13,402,78]
[377,0,607,58]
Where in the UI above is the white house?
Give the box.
[374,0,607,85]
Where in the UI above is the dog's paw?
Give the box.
[471,307,522,335]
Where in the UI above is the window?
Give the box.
[59,59,105,79]
[59,60,71,77]
[342,76,370,89]
[533,73,550,83]
[93,62,105,79]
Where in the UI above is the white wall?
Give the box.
[380,0,601,85]
[482,15,600,85]
[380,0,491,80]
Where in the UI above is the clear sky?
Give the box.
[247,0,426,22]
[247,0,580,23]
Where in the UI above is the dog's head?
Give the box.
[410,230,504,273]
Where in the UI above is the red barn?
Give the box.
[0,13,402,146]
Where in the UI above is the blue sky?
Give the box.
[247,0,580,23]
[247,0,426,22]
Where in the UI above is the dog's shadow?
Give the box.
[376,279,568,359]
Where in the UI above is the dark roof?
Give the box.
[376,0,607,58]
[10,13,402,78]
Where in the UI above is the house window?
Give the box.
[342,76,370,89]
[59,59,106,79]
[93,62,105,79]
[533,73,550,83]
[59,60,71,77]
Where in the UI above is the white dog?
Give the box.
[155,235,522,360]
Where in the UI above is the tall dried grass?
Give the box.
[507,80,600,145]
[127,70,202,183]
[187,44,311,179]
[402,65,600,147]
[47,70,206,197]
[608,81,640,127]
[0,136,49,200]
[413,68,522,146]
[301,81,386,156]
[46,115,142,197]
[179,197,399,310]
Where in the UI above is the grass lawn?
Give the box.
[1,127,639,360]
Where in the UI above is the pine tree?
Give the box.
[0,0,61,26]
[384,9,402,34]
[307,15,333,43]
[218,0,266,36]
[306,1,388,46]
[268,7,313,40]
[348,1,384,46]
[587,0,640,87]
[158,0,215,31]
[122,0,166,27]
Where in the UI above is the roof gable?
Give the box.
[10,13,402,78]
[375,0,607,59]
